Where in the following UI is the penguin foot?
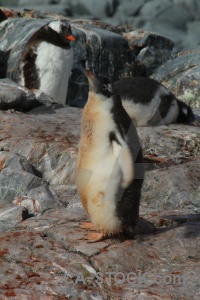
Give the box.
[85,232,105,243]
[190,120,200,126]
[79,222,96,231]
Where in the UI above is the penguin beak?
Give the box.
[86,70,95,91]
[66,35,75,41]
[86,69,94,79]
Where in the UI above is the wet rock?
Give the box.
[0,78,53,111]
[151,48,200,109]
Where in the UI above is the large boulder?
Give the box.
[123,29,174,75]
[68,19,144,106]
[0,78,53,111]
[152,48,200,109]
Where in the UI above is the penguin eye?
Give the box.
[103,84,112,93]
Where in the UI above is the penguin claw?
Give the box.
[79,222,96,231]
[85,232,105,243]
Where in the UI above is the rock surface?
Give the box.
[0,79,53,111]
[0,7,199,110]
[4,0,200,52]
[123,29,174,76]
[0,107,200,299]
[151,48,200,109]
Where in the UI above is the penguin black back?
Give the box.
[113,76,195,126]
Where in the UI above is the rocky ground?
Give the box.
[0,106,200,299]
[0,2,200,300]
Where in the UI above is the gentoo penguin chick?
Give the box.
[113,77,195,126]
[20,20,75,105]
[76,70,145,242]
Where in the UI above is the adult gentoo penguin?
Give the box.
[113,77,195,126]
[19,20,75,105]
[76,70,145,242]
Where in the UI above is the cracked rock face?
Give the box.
[0,107,200,299]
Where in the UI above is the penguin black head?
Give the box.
[176,99,195,125]
[36,20,75,49]
[86,70,114,98]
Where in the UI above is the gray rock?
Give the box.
[138,124,200,162]
[0,203,27,232]
[0,78,53,111]
[123,29,174,52]
[142,159,200,211]
[67,19,144,105]
[155,4,193,30]
[0,106,200,299]
[140,0,172,20]
[0,200,199,299]
[142,20,186,53]
[115,0,146,17]
[173,0,200,20]
[140,0,193,29]
[0,107,200,204]
[64,0,112,19]
[151,48,200,108]
[3,0,200,53]
[0,152,59,212]
[18,5,71,17]
[0,107,81,191]
[123,29,173,75]
[183,21,200,50]
[137,46,173,76]
[18,0,53,5]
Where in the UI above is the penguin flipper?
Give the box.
[112,138,134,188]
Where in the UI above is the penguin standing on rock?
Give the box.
[113,77,195,126]
[76,70,152,242]
[19,20,75,105]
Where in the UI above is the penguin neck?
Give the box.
[87,91,114,112]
